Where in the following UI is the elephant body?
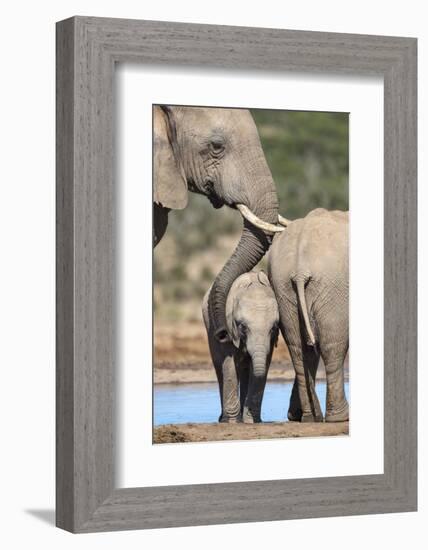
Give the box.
[268,208,349,422]
[153,105,284,344]
[202,271,279,423]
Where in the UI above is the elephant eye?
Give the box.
[238,322,248,336]
[209,138,225,155]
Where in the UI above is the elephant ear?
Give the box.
[257,270,270,287]
[234,272,256,290]
[231,319,240,349]
[225,285,240,348]
[153,106,188,210]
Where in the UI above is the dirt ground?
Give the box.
[154,421,349,443]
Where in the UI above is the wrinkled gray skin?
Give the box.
[154,106,280,344]
[202,272,279,423]
[268,209,349,423]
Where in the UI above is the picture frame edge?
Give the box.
[56,16,417,533]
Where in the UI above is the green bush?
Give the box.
[251,109,348,219]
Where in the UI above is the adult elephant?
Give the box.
[153,105,286,343]
[268,209,349,422]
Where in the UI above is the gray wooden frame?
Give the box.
[56,16,417,533]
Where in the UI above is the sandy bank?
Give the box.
[154,360,296,384]
[154,421,349,443]
[154,321,348,384]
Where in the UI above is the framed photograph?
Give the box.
[56,16,417,532]
[150,105,351,445]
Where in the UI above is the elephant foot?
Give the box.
[219,414,241,424]
[242,414,261,424]
[287,408,303,422]
[301,412,324,423]
[325,402,349,423]
[242,407,261,424]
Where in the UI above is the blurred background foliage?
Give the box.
[252,110,348,218]
[154,109,348,321]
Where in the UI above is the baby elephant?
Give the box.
[202,271,279,423]
[268,208,349,423]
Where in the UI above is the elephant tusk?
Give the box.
[236,204,285,233]
[278,214,291,227]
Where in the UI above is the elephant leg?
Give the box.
[287,376,302,421]
[211,353,241,423]
[304,347,322,421]
[206,324,240,423]
[276,297,321,422]
[237,353,250,415]
[242,371,268,423]
[321,341,349,422]
[288,343,322,422]
[219,355,241,422]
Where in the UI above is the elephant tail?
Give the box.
[295,277,316,347]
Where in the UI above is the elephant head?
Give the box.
[230,272,279,377]
[153,105,285,343]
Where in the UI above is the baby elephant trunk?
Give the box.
[251,349,268,378]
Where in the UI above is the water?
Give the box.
[154,381,350,426]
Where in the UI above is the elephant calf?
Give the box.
[268,208,349,423]
[202,272,279,423]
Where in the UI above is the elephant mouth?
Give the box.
[208,194,224,209]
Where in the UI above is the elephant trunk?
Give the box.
[242,348,268,423]
[208,220,272,342]
[251,350,268,378]
[209,179,279,343]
